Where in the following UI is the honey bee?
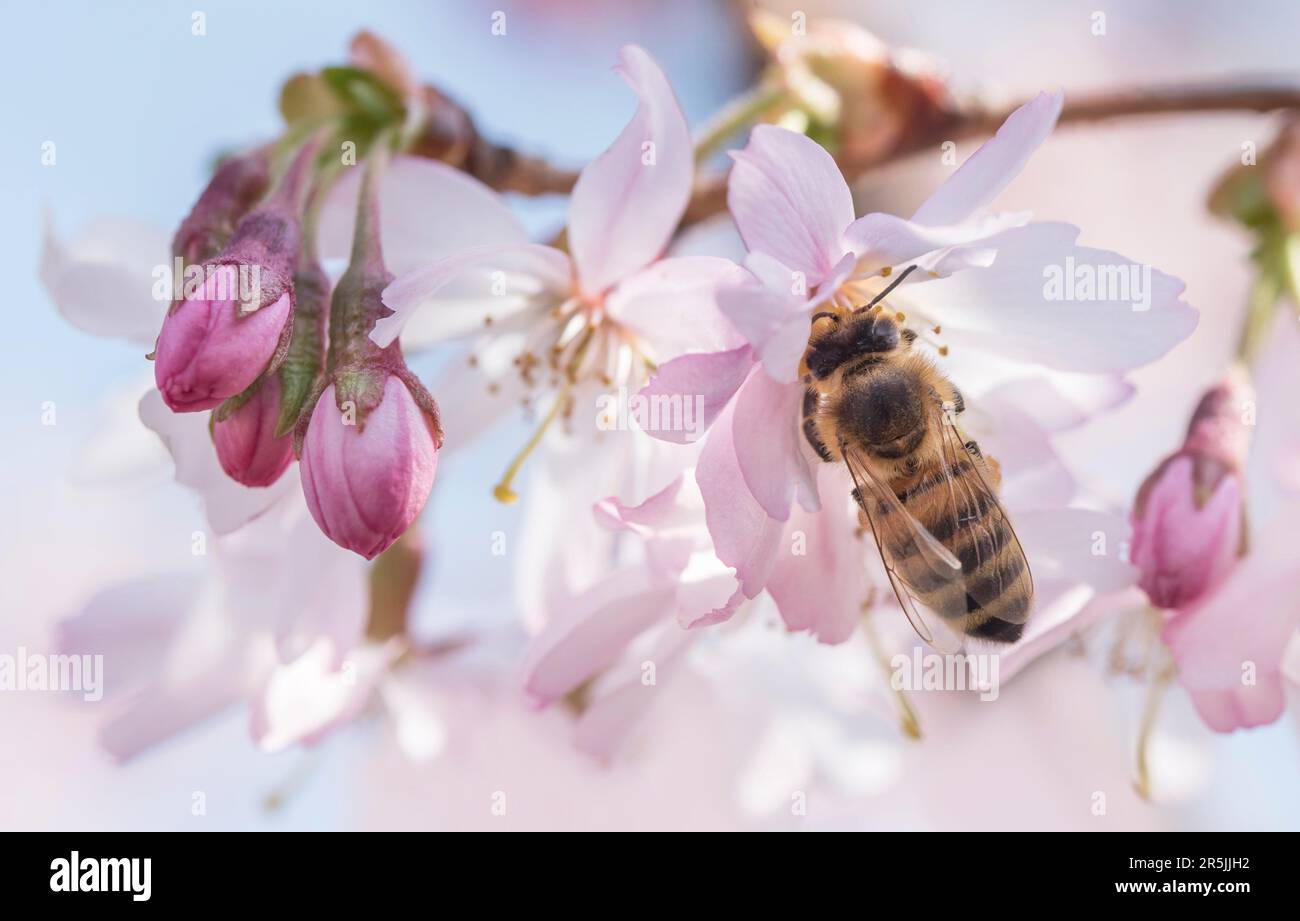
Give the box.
[802,266,1033,646]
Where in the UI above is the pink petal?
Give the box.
[727,125,854,287]
[1130,458,1242,609]
[679,580,746,628]
[732,367,813,521]
[842,211,1023,273]
[593,474,685,537]
[717,254,818,384]
[318,155,527,277]
[568,45,693,296]
[573,625,697,761]
[421,335,531,451]
[983,374,1134,433]
[138,389,297,534]
[1014,508,1138,593]
[250,639,398,752]
[376,243,572,348]
[54,574,200,697]
[98,606,266,762]
[902,222,1197,373]
[911,89,1064,226]
[765,468,867,643]
[521,568,677,706]
[214,494,370,664]
[604,256,750,359]
[594,475,696,579]
[636,345,753,444]
[1162,508,1300,732]
[697,398,786,596]
[40,214,170,344]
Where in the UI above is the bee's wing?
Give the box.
[841,443,964,650]
[933,410,1035,623]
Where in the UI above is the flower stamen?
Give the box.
[492,380,573,504]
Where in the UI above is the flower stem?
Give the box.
[693,83,788,163]
[861,609,922,740]
[1133,627,1174,801]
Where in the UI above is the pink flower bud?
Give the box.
[299,377,439,560]
[154,137,320,412]
[172,148,271,266]
[1130,373,1251,610]
[212,373,294,487]
[153,266,292,411]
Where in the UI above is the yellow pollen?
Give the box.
[938,345,950,356]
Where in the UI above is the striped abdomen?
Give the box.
[877,457,1031,643]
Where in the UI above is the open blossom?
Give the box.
[376,44,747,500]
[153,140,316,412]
[639,91,1194,649]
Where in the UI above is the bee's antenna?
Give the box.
[866,264,919,309]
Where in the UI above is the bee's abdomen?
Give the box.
[899,475,1030,643]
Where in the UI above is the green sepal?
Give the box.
[320,66,405,124]
[279,72,350,126]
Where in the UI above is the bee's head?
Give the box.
[804,307,908,381]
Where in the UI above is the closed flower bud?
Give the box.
[1130,371,1251,610]
[212,373,294,487]
[300,376,439,560]
[154,267,293,411]
[296,143,443,559]
[153,138,319,412]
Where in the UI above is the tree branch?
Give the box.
[672,81,1300,229]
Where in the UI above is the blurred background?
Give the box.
[3,0,1299,830]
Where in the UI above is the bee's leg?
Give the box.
[950,385,965,415]
[802,385,834,462]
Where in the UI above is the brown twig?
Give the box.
[424,80,1300,229]
[672,81,1300,229]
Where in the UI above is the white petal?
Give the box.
[903,222,1197,373]
[376,243,572,348]
[138,389,297,534]
[911,89,1063,226]
[318,155,527,277]
[567,45,694,295]
[40,213,170,344]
